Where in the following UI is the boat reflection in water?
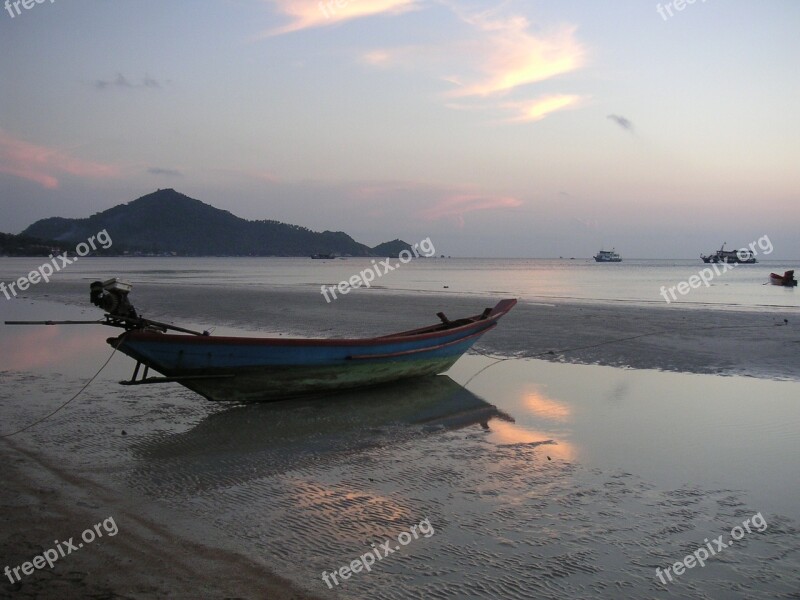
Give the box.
[129,375,513,496]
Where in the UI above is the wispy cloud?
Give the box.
[356,5,587,124]
[352,182,523,226]
[93,73,163,90]
[607,114,634,132]
[420,193,523,227]
[148,167,182,177]
[0,130,119,189]
[359,47,419,68]
[506,94,583,122]
[266,0,587,124]
[263,0,420,35]
[361,49,394,67]
[446,11,586,98]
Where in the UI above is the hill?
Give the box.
[0,232,70,257]
[371,239,414,257]
[21,189,407,257]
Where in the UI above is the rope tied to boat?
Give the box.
[1,333,129,439]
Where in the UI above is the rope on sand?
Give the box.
[1,336,126,439]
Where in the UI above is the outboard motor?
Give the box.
[90,278,138,319]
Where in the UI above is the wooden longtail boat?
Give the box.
[113,299,516,402]
[5,280,515,402]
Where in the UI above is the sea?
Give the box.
[1,257,798,599]
[1,256,798,310]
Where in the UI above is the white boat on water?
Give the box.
[594,249,621,262]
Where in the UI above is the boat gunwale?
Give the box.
[347,324,496,359]
[113,299,517,349]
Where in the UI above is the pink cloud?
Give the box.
[262,0,420,35]
[504,94,584,122]
[0,130,119,189]
[421,193,523,226]
[356,6,588,124]
[349,182,523,225]
[361,49,394,67]
[359,45,424,69]
[447,14,586,98]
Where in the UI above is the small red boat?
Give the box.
[769,270,797,287]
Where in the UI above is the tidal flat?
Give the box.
[1,275,799,599]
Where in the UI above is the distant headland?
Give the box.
[5,189,413,257]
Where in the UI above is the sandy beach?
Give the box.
[0,437,318,600]
[2,278,799,599]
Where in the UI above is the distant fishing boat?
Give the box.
[310,253,335,259]
[7,280,516,402]
[594,248,621,262]
[701,243,757,264]
[769,270,797,287]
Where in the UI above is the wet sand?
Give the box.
[0,437,318,600]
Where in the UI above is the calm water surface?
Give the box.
[1,257,798,310]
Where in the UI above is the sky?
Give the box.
[1,0,798,258]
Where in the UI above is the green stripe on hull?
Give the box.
[177,355,462,402]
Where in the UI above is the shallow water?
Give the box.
[1,299,798,598]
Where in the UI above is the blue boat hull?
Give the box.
[111,299,516,402]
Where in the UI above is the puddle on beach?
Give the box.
[448,357,800,519]
[1,300,799,599]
